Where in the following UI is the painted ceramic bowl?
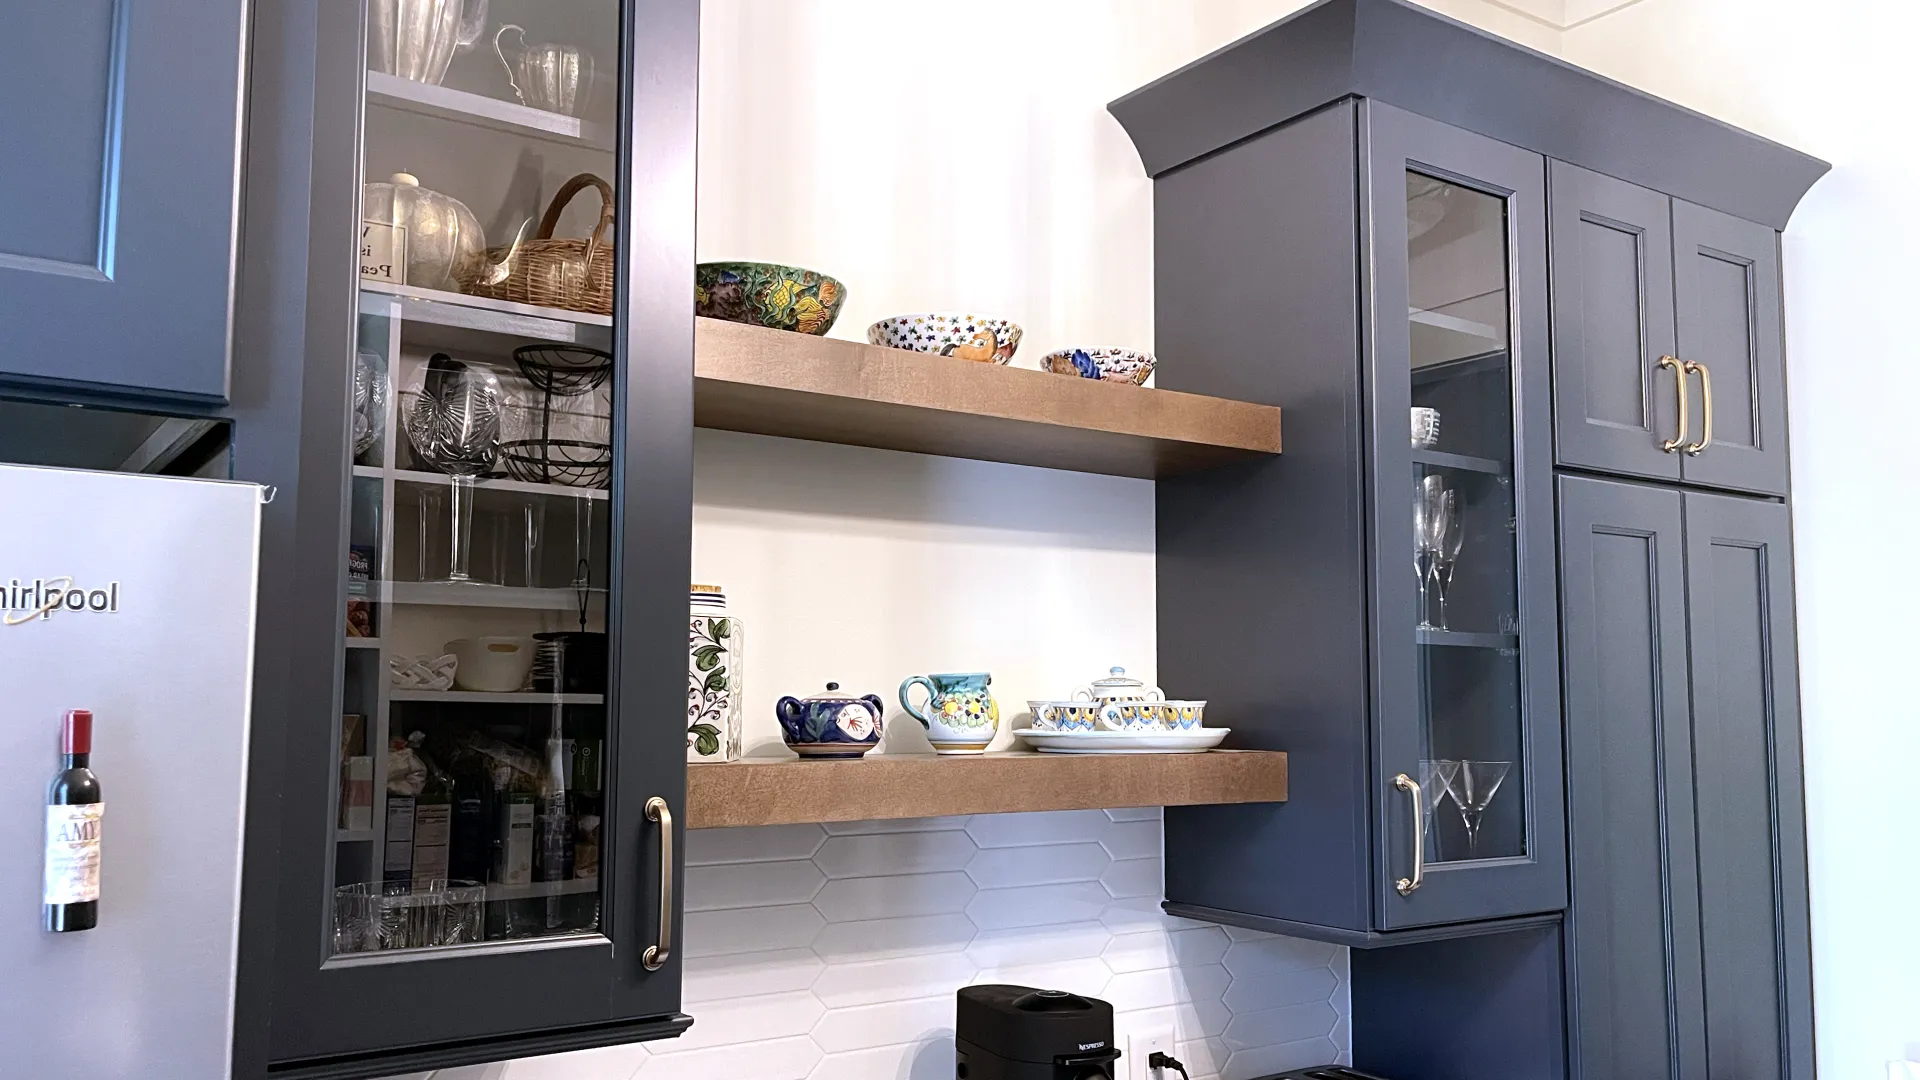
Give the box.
[695,262,847,336]
[1041,347,1156,386]
[867,313,1022,364]
[1027,700,1100,733]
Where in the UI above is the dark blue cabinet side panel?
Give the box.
[0,1,245,400]
[1155,101,1374,935]
[1352,923,1567,1080]
[1557,475,1706,1080]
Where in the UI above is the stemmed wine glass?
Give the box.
[1414,475,1439,629]
[1418,758,1460,861]
[402,353,504,583]
[1450,760,1512,859]
[1431,488,1464,629]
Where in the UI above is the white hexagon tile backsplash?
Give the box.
[384,809,1352,1080]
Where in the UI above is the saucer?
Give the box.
[1010,727,1229,754]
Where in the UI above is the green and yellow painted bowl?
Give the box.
[695,261,848,336]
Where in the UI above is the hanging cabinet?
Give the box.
[251,1,698,1076]
[1110,3,1824,1076]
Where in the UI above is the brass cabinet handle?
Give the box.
[1658,355,1689,453]
[641,796,674,971]
[1394,773,1424,895]
[1683,360,1714,455]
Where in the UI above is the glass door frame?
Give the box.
[263,0,695,1066]
[1360,101,1566,930]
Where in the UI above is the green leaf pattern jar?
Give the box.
[687,584,742,762]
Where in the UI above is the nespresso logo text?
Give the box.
[1079,1042,1106,1051]
[3,577,121,625]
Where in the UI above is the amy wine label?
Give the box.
[44,803,103,905]
[3,578,121,623]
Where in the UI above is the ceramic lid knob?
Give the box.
[392,171,420,186]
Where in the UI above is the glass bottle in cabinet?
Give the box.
[273,0,694,1068]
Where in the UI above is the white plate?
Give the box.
[1011,727,1230,754]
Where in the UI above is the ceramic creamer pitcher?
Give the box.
[899,672,998,755]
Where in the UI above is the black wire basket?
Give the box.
[512,344,613,396]
[501,437,611,489]
[504,344,614,488]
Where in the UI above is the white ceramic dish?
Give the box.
[445,636,535,692]
[1011,727,1229,754]
[867,313,1022,363]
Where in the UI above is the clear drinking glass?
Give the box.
[332,879,485,952]
[401,356,504,583]
[1418,758,1461,861]
[1431,487,1464,629]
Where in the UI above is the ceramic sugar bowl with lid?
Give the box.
[1073,666,1165,707]
[776,683,885,759]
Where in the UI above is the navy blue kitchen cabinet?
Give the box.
[0,2,247,400]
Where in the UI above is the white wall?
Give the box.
[1560,3,1920,1076]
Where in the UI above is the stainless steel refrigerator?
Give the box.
[0,462,263,1079]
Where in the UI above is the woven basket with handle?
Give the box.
[459,173,615,315]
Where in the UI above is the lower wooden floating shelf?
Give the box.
[685,749,1287,829]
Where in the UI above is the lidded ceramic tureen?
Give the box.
[776,682,885,759]
[1072,666,1165,706]
[361,171,486,291]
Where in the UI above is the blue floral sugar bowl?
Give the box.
[777,683,886,759]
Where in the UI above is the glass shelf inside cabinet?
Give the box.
[1406,171,1525,868]
[336,0,621,958]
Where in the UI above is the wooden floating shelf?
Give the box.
[355,289,1282,478]
[694,319,1282,479]
[685,749,1288,829]
[365,70,614,151]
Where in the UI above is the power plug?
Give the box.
[1125,1027,1174,1080]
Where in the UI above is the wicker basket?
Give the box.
[459,173,615,315]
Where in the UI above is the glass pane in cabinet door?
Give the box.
[332,0,621,956]
[1405,171,1525,865]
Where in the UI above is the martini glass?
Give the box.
[1452,760,1512,859]
[1418,758,1461,861]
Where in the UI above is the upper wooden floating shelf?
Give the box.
[365,70,614,151]
[356,286,1282,479]
[685,749,1288,829]
[694,320,1282,479]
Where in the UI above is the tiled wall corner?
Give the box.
[404,809,1348,1080]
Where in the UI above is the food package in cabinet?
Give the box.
[346,544,375,638]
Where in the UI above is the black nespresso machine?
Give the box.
[956,984,1122,1080]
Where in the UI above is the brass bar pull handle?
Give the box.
[1683,361,1714,455]
[1658,355,1689,453]
[642,796,674,971]
[1394,773,1424,896]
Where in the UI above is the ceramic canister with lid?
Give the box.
[688,584,742,762]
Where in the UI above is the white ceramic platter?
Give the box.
[1011,727,1230,754]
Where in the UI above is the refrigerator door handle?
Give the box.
[641,796,673,971]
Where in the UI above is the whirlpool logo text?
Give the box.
[2,577,122,625]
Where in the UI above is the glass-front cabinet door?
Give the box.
[269,0,694,1067]
[1364,103,1566,929]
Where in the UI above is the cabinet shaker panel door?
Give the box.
[1558,476,1704,1080]
[1549,162,1680,482]
[1682,493,1813,1080]
[0,2,245,399]
[1673,203,1788,496]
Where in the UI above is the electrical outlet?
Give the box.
[1126,1026,1175,1080]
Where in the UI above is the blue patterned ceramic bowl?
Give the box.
[1041,347,1156,386]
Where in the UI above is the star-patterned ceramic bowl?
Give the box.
[866,313,1022,364]
[1040,347,1155,385]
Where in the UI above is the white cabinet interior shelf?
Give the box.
[388,690,605,705]
[1410,306,1504,369]
[364,70,613,151]
[387,581,607,610]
